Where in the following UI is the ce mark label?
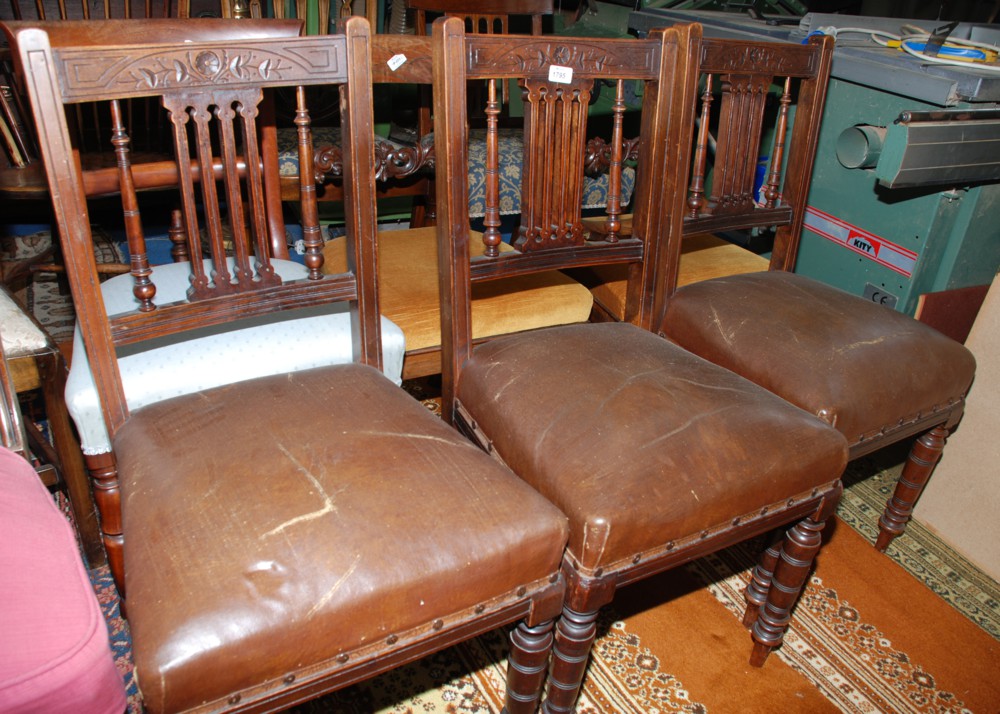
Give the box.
[862,283,898,309]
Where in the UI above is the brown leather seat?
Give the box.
[665,271,976,447]
[457,322,847,572]
[115,364,567,711]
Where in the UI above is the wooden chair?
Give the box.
[25,13,393,550]
[404,0,554,227]
[5,18,570,712]
[0,0,192,206]
[321,32,593,380]
[431,17,849,713]
[0,285,103,566]
[20,19,398,560]
[408,0,552,36]
[652,35,978,553]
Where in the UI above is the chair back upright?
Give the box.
[2,17,380,440]
[671,34,834,284]
[433,16,702,416]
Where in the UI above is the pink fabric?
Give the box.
[0,446,126,714]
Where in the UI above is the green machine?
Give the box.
[619,7,1000,316]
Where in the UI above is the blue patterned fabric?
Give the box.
[465,128,635,218]
[277,127,635,218]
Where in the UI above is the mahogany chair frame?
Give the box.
[657,33,974,553]
[432,17,848,713]
[4,17,379,589]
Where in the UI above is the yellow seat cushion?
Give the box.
[323,227,593,352]
[588,233,770,320]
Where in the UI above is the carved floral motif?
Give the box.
[127,50,291,90]
[472,42,652,76]
[700,42,815,76]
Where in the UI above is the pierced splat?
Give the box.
[164,87,284,302]
[682,44,802,238]
[706,72,771,216]
[683,38,819,245]
[512,76,594,252]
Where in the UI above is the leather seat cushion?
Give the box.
[457,322,848,573]
[663,271,977,445]
[324,227,593,351]
[581,234,769,320]
[114,363,568,713]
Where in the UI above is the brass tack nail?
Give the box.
[433,619,444,630]
[228,695,241,705]
[666,541,675,551]
[700,530,709,539]
[475,604,486,613]
[632,554,641,564]
[787,498,795,506]
[517,586,527,596]
[811,488,819,497]
[387,634,398,645]
[549,573,559,584]
[283,674,295,685]
[732,517,740,526]
[337,653,349,663]
[593,567,603,577]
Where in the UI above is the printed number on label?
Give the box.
[548,65,573,84]
[387,54,407,71]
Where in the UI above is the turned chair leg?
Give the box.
[84,451,126,602]
[876,424,947,552]
[749,514,828,667]
[504,619,555,714]
[542,606,600,714]
[742,536,782,629]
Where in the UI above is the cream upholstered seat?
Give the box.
[323,226,593,377]
[66,258,406,455]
